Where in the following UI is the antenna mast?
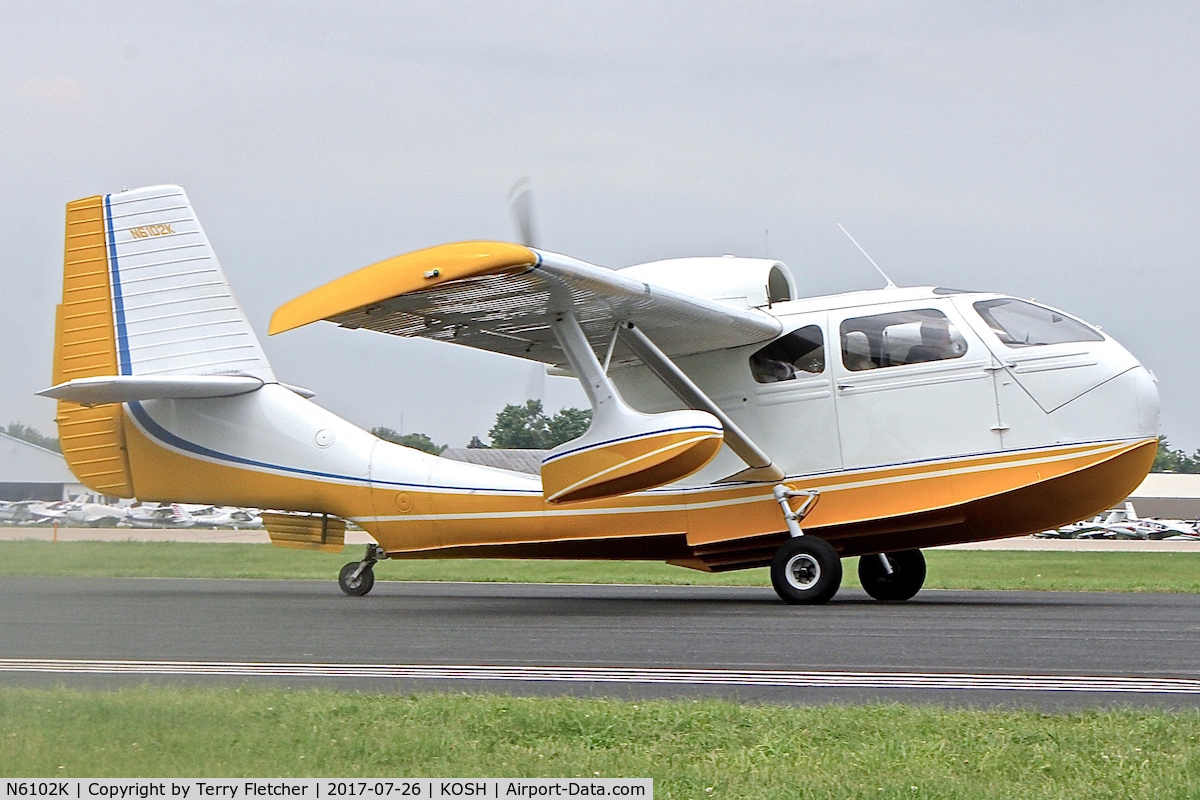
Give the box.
[837,223,897,289]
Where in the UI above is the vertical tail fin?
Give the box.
[170,503,192,525]
[52,185,275,497]
[99,185,274,380]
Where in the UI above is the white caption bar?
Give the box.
[1,779,652,799]
[1,658,1199,695]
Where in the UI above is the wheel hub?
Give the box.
[785,553,821,591]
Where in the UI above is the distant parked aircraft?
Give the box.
[63,502,126,528]
[1039,501,1200,541]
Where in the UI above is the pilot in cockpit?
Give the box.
[907,319,955,363]
[750,353,797,382]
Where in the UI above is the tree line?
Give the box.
[1151,436,1200,473]
[371,399,592,454]
[2,422,60,452]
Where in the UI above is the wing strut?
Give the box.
[617,322,785,483]
[550,310,624,416]
[538,311,724,503]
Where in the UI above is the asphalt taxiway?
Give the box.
[7,527,1200,551]
[2,577,1198,709]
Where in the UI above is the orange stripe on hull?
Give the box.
[368,439,1157,558]
[118,411,1155,568]
[815,437,1158,559]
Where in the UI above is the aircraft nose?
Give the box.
[1133,365,1160,439]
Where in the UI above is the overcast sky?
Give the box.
[3,1,1198,450]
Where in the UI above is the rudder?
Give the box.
[54,195,135,497]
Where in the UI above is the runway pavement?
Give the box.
[4,527,1200,550]
[2,577,1198,709]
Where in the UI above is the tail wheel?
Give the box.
[338,562,375,597]
[770,536,842,605]
[858,550,926,602]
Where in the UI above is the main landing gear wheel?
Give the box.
[770,536,842,605]
[338,543,387,597]
[338,562,375,596]
[858,549,926,602]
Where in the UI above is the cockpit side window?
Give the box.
[973,298,1104,347]
[840,309,968,371]
[749,325,824,383]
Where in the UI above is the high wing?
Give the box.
[269,242,782,367]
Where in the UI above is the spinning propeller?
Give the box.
[508,176,539,249]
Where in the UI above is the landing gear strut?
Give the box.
[339,543,387,597]
[769,484,841,604]
[858,549,926,601]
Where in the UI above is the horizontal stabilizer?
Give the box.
[38,374,264,406]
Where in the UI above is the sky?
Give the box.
[2,1,1198,450]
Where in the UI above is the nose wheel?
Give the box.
[339,543,387,596]
[858,549,926,601]
[770,535,842,604]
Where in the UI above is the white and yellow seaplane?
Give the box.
[42,186,1160,603]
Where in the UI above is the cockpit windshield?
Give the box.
[974,298,1103,347]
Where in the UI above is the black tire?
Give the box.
[338,562,375,597]
[770,536,843,605]
[858,550,926,602]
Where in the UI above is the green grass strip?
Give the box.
[2,686,1199,798]
[0,541,1198,592]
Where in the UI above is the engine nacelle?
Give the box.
[619,257,796,309]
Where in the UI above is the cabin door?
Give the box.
[830,301,1004,471]
[748,313,843,475]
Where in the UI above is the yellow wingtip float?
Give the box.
[42,185,1161,605]
[541,423,724,505]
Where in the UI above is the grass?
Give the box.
[0,540,1198,592]
[3,551,1197,795]
[930,551,1200,593]
[2,686,1199,798]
